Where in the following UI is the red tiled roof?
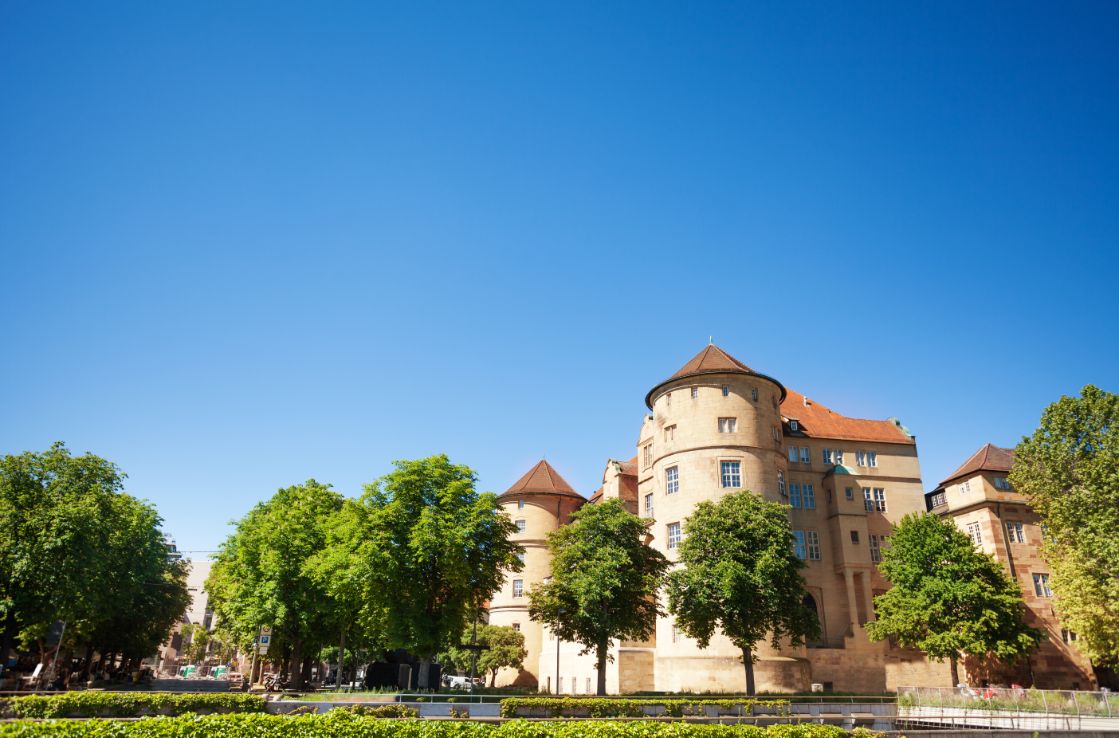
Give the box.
[588,486,604,503]
[781,388,914,445]
[619,456,637,476]
[940,443,1014,485]
[670,344,756,378]
[646,344,785,408]
[500,459,584,500]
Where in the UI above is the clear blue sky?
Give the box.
[2,2,1116,555]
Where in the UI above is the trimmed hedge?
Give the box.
[498,699,791,719]
[0,693,266,719]
[0,713,848,738]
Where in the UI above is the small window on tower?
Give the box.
[722,385,730,397]
[850,531,860,544]
[518,499,525,509]
[751,388,758,401]
[718,417,737,433]
[691,386,699,399]
[512,622,521,632]
[516,519,526,533]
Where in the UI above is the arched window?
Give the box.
[803,593,825,646]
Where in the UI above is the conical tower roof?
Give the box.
[645,344,785,408]
[940,443,1015,485]
[499,459,584,500]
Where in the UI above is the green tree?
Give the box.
[206,479,344,689]
[665,490,818,695]
[866,512,1041,685]
[180,623,211,665]
[445,623,527,687]
[358,455,522,689]
[1011,384,1119,667]
[0,443,187,672]
[529,498,668,695]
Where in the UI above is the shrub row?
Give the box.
[0,693,266,719]
[498,698,791,719]
[0,712,848,738]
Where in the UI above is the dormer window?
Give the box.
[790,420,799,432]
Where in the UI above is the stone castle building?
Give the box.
[926,444,1097,689]
[486,345,1090,693]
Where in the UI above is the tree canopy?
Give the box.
[0,442,188,671]
[358,455,522,688]
[529,498,668,695]
[665,490,818,695]
[866,512,1041,685]
[205,479,344,688]
[444,623,527,687]
[1011,384,1119,667]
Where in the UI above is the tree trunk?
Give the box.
[80,644,95,679]
[417,656,431,690]
[950,654,960,687]
[490,669,497,688]
[596,640,608,696]
[338,628,347,688]
[301,655,313,687]
[289,640,304,690]
[742,647,756,696]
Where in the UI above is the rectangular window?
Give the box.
[806,530,821,560]
[869,534,882,563]
[672,624,683,643]
[691,386,699,399]
[850,530,860,544]
[1062,629,1078,644]
[516,551,525,564]
[803,483,816,510]
[1033,573,1052,597]
[665,424,676,442]
[790,420,799,431]
[823,449,833,464]
[863,488,874,512]
[789,482,801,508]
[512,622,520,632]
[834,449,844,465]
[856,451,866,467]
[800,446,810,463]
[792,530,806,560]
[961,480,971,494]
[1005,521,1025,543]
[930,491,947,508]
[967,522,982,546]
[643,443,653,469]
[867,451,877,467]
[513,579,524,597]
[778,470,786,497]
[644,493,654,518]
[994,476,1012,490]
[718,417,737,433]
[665,466,679,495]
[751,388,758,401]
[788,447,798,462]
[873,488,886,512]
[845,487,854,500]
[516,519,526,533]
[722,385,730,397]
[518,499,525,509]
[666,392,671,407]
[667,522,682,549]
[720,460,742,488]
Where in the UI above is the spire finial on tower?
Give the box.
[708,335,713,345]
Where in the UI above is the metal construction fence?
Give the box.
[897,685,1119,731]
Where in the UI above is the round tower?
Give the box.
[487,459,585,688]
[639,344,810,693]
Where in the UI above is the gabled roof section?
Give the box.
[940,443,1014,486]
[500,459,584,500]
[646,344,786,408]
[780,388,915,445]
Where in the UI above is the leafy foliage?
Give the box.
[0,443,188,662]
[1010,384,1119,666]
[0,693,265,718]
[444,624,527,687]
[357,456,522,686]
[865,512,1041,683]
[0,712,847,738]
[205,480,345,688]
[665,491,818,695]
[498,697,790,718]
[528,499,669,695]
